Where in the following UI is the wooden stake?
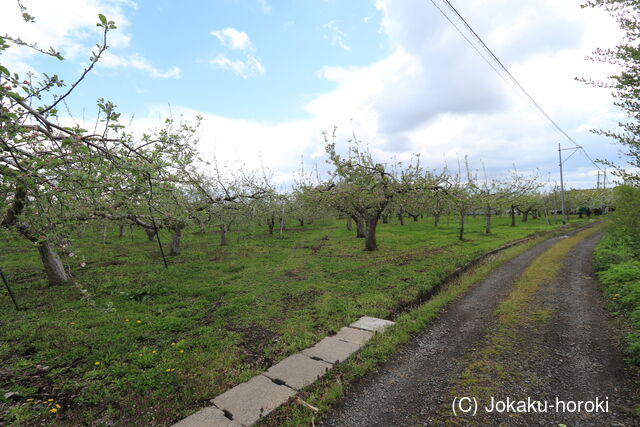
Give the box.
[296,397,319,413]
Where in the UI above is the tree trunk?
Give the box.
[398,213,404,226]
[354,216,366,238]
[459,212,465,241]
[267,216,275,235]
[346,217,352,231]
[38,241,70,285]
[298,218,304,227]
[522,210,529,223]
[170,227,182,256]
[409,214,419,222]
[118,224,125,237]
[434,214,440,228]
[485,208,491,234]
[510,205,516,227]
[365,215,379,251]
[220,224,228,246]
[544,207,551,225]
[145,228,157,241]
[382,214,389,224]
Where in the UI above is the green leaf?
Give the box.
[8,92,24,102]
[98,14,107,25]
[0,65,9,76]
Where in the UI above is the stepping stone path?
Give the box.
[172,316,395,426]
[264,353,332,390]
[302,337,362,364]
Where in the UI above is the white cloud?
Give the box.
[210,27,265,78]
[0,0,182,81]
[100,52,182,79]
[211,27,254,51]
[209,54,265,78]
[258,0,272,14]
[122,105,322,186]
[0,0,132,61]
[323,21,352,51]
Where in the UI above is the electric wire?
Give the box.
[426,0,530,108]
[431,0,603,172]
[427,0,556,134]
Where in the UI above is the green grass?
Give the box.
[0,214,590,426]
[594,223,640,366]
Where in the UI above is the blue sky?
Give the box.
[0,0,628,188]
[13,0,388,122]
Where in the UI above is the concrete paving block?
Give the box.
[350,316,395,332]
[333,327,374,345]
[172,406,242,427]
[302,336,361,364]
[212,374,295,426]
[264,353,332,390]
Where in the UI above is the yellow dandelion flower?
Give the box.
[26,398,34,402]
[50,408,58,413]
[166,368,175,372]
[47,398,54,402]
[179,350,184,353]
[94,361,101,366]
[136,320,142,324]
[55,404,61,409]
[152,350,157,354]
[124,319,130,322]
[171,342,176,346]
[69,322,76,325]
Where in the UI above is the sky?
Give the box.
[0,0,628,190]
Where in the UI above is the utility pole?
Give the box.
[604,168,608,214]
[558,143,567,225]
[558,143,581,225]
[597,170,601,189]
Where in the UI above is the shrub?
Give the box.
[595,225,640,364]
[612,185,640,255]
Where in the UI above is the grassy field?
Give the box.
[0,214,590,426]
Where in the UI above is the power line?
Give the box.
[427,0,545,122]
[441,0,577,146]
[430,0,602,171]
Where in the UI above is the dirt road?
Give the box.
[321,227,639,426]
